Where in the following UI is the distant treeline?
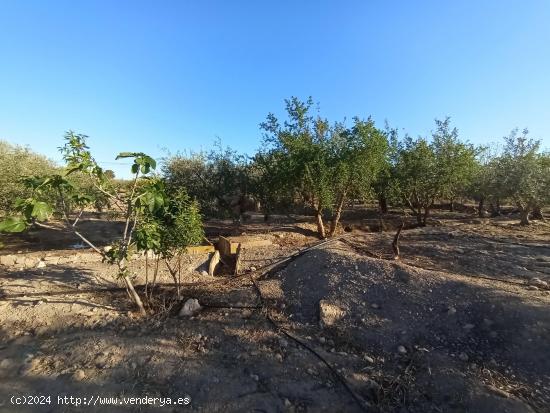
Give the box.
[2,97,548,239]
[164,97,549,237]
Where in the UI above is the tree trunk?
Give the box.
[392,222,404,259]
[123,275,146,315]
[416,212,423,226]
[329,194,346,237]
[490,199,501,217]
[449,198,455,212]
[477,197,485,218]
[421,207,430,226]
[315,211,326,239]
[378,195,388,214]
[520,206,531,226]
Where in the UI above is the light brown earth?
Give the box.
[0,210,549,412]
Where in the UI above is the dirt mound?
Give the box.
[267,241,549,412]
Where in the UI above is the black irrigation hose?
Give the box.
[201,303,261,310]
[246,242,370,412]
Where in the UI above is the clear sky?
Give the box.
[1,0,549,177]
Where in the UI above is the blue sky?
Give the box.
[1,0,549,177]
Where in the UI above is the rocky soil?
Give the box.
[0,216,549,412]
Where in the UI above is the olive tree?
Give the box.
[393,136,439,226]
[431,118,478,211]
[496,129,548,225]
[163,141,250,219]
[249,150,292,221]
[0,140,58,213]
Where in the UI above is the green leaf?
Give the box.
[116,152,139,159]
[31,201,53,221]
[0,217,28,233]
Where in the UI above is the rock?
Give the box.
[250,266,257,271]
[371,303,380,309]
[364,355,374,363]
[318,336,326,344]
[275,354,283,362]
[200,270,209,277]
[250,373,259,381]
[95,356,109,369]
[447,306,457,315]
[284,398,292,407]
[0,358,15,369]
[463,323,475,330]
[241,309,253,318]
[24,257,39,268]
[458,352,469,361]
[36,260,46,269]
[319,300,345,328]
[178,298,202,317]
[397,345,407,355]
[530,278,549,288]
[73,369,86,381]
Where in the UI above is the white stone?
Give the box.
[178,298,202,317]
[318,300,345,328]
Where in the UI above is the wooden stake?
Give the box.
[392,222,404,260]
[234,244,243,276]
[208,250,221,276]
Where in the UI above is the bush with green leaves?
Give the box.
[163,140,250,219]
[0,132,203,314]
[393,136,438,225]
[492,129,549,225]
[431,118,478,211]
[0,140,59,213]
[260,97,390,238]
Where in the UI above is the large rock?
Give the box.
[318,300,345,328]
[179,298,202,317]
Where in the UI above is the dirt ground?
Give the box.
[0,210,549,412]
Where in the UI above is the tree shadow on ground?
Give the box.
[0,299,361,413]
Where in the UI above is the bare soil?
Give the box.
[0,211,549,412]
